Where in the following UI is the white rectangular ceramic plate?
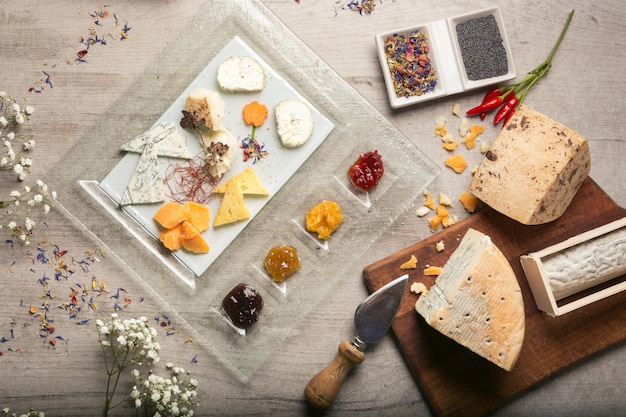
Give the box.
[99,36,334,277]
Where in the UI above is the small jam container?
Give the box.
[376,6,516,109]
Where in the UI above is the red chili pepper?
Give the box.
[503,109,516,126]
[479,87,502,119]
[466,96,504,115]
[494,95,519,125]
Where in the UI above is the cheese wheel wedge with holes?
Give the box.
[469,105,590,225]
[415,228,525,371]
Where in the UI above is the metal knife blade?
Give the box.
[304,274,409,409]
[354,274,409,346]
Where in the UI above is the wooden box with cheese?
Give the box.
[521,217,626,316]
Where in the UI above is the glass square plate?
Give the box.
[46,0,438,380]
[98,36,335,278]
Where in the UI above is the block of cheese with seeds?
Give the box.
[415,228,525,371]
[469,105,590,225]
[214,178,250,227]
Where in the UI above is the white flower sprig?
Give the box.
[130,363,199,417]
[0,180,56,245]
[0,91,36,181]
[1,409,44,417]
[96,313,161,417]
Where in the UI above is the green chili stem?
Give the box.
[510,9,575,108]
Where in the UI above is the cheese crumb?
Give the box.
[435,240,445,252]
[480,140,490,154]
[459,191,478,213]
[424,266,443,276]
[423,189,435,209]
[459,117,469,137]
[445,154,468,173]
[415,206,430,217]
[410,282,429,296]
[452,103,461,118]
[400,254,418,270]
[438,192,453,207]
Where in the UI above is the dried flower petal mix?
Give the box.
[383,30,437,98]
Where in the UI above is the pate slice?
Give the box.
[415,228,525,371]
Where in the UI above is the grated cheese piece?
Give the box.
[400,254,418,270]
[445,154,468,173]
[410,282,429,296]
[415,206,431,217]
[459,191,478,213]
[442,141,459,151]
[423,189,435,209]
[424,265,443,276]
[452,103,461,118]
[438,192,453,207]
[435,240,445,252]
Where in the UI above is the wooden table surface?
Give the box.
[1,1,624,416]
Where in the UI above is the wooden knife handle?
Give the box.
[304,340,365,409]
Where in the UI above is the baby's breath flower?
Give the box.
[1,92,36,180]
[130,365,198,417]
[1,177,55,244]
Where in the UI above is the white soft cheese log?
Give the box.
[415,228,525,371]
[469,105,591,225]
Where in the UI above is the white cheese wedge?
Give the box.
[181,89,225,132]
[200,129,237,180]
[275,99,314,148]
[213,167,269,196]
[213,179,250,227]
[415,228,525,371]
[217,55,266,93]
[469,105,591,225]
[120,141,164,205]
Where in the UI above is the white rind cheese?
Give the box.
[543,226,626,300]
[182,89,225,131]
[217,56,266,93]
[469,105,591,225]
[200,129,237,180]
[415,228,525,371]
[275,99,314,148]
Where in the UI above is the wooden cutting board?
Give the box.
[363,177,626,417]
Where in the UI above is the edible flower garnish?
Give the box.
[241,101,269,163]
[466,9,575,126]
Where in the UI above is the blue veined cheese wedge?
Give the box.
[217,56,266,93]
[469,104,591,225]
[415,228,525,371]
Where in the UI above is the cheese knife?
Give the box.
[304,274,409,409]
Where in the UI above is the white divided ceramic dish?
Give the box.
[376,6,516,109]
